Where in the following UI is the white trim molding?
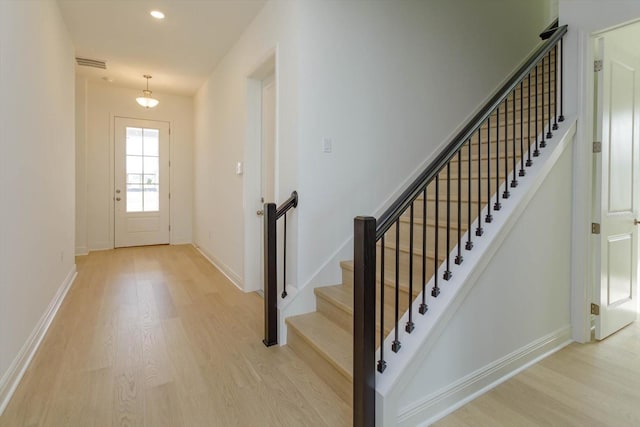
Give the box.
[194,244,244,291]
[400,326,572,426]
[0,265,77,416]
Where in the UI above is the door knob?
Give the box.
[635,219,640,225]
[256,209,264,216]
[116,189,121,194]
[116,197,121,202]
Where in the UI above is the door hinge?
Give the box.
[169,127,171,135]
[593,141,602,153]
[169,225,171,231]
[591,303,600,315]
[591,223,600,234]
[594,60,603,72]
[169,192,171,200]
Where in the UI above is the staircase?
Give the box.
[286,59,557,408]
[277,22,567,426]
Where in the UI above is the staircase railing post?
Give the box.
[353,216,376,427]
[263,202,278,347]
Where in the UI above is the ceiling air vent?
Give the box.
[75,57,107,69]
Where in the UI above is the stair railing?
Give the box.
[263,191,298,347]
[353,23,566,426]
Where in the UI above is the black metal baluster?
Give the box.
[519,82,525,177]
[503,97,510,198]
[432,175,441,297]
[486,116,493,223]
[465,141,473,250]
[511,89,518,188]
[419,188,428,314]
[534,64,540,156]
[559,38,565,122]
[378,235,386,372]
[540,57,546,148]
[553,44,559,130]
[526,73,533,167]
[444,164,452,279]
[282,214,288,298]
[476,129,483,236]
[494,106,502,211]
[547,50,553,138]
[406,204,415,332]
[392,220,401,353]
[455,149,463,263]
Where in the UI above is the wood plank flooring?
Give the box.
[434,321,640,427]
[0,245,350,427]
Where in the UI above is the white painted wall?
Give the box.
[295,0,554,292]
[76,80,194,252]
[193,0,555,297]
[560,0,640,342]
[0,0,75,404]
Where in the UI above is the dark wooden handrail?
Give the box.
[539,18,559,40]
[375,25,567,240]
[263,191,298,347]
[275,191,298,220]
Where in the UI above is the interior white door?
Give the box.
[594,35,639,340]
[114,117,170,248]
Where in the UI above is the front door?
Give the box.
[114,117,170,248]
[593,34,639,340]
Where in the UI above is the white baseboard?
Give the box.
[398,325,572,426]
[0,265,78,416]
[193,244,244,291]
[75,246,89,256]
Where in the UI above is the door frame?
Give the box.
[244,49,278,293]
[565,6,640,343]
[110,115,172,248]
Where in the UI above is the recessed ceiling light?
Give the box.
[150,10,165,20]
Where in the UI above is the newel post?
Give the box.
[263,202,278,347]
[353,216,376,427]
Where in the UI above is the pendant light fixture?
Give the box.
[136,74,159,108]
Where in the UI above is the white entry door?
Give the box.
[593,35,639,340]
[114,117,170,248]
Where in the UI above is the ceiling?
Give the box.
[58,0,267,96]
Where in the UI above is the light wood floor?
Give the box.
[0,245,350,427]
[434,321,640,427]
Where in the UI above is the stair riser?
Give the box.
[287,329,352,404]
[316,288,407,342]
[342,259,433,300]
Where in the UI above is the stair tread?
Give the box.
[286,312,353,379]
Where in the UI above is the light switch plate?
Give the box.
[322,137,333,153]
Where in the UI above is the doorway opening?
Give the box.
[590,21,640,340]
[244,52,277,293]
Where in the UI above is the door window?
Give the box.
[126,127,160,212]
